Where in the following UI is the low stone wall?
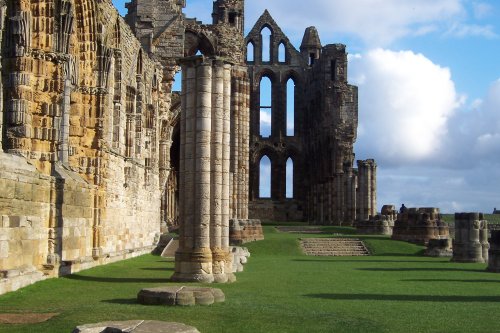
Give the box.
[248,199,303,222]
[356,205,396,235]
[229,219,264,245]
[391,208,449,245]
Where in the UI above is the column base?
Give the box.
[170,272,215,283]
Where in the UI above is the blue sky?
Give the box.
[113,0,500,214]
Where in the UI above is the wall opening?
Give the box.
[278,42,286,63]
[309,53,315,66]
[247,42,254,62]
[261,27,272,62]
[260,76,272,138]
[286,157,294,199]
[286,78,295,136]
[259,155,271,198]
[173,71,182,92]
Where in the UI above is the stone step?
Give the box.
[300,238,370,256]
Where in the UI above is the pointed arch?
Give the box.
[260,26,272,62]
[247,41,255,62]
[278,42,286,63]
[286,77,295,136]
[260,76,272,138]
[259,155,271,198]
[286,157,294,198]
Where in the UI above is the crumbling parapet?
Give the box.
[452,213,488,263]
[229,219,264,245]
[356,204,395,235]
[392,207,449,245]
[487,230,500,272]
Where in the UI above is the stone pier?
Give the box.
[172,56,235,283]
[487,230,500,272]
[452,212,489,263]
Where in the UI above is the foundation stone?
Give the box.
[72,320,200,333]
[137,286,225,306]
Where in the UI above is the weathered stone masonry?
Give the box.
[246,11,376,225]
[0,0,376,292]
[0,0,165,294]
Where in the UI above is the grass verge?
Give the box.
[1,225,499,333]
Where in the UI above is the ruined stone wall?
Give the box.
[246,11,306,221]
[246,12,370,225]
[0,0,164,294]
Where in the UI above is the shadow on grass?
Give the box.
[402,279,500,283]
[357,267,484,273]
[64,275,170,283]
[141,267,174,271]
[101,298,138,305]
[305,293,500,303]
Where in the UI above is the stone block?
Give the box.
[137,286,225,306]
[0,179,15,199]
[72,320,200,333]
[1,216,9,228]
[9,216,27,228]
[0,241,9,259]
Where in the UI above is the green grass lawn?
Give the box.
[1,226,500,333]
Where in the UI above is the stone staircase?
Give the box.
[300,238,370,256]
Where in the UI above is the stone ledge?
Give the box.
[137,286,225,306]
[72,320,200,333]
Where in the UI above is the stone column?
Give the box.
[452,212,489,263]
[221,63,233,280]
[242,76,250,219]
[487,230,500,273]
[173,57,234,283]
[0,5,6,150]
[59,57,76,163]
[356,159,377,222]
[210,62,224,281]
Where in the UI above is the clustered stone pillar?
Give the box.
[487,230,500,272]
[356,159,377,222]
[452,213,489,263]
[173,56,234,283]
[0,5,6,150]
[230,66,250,220]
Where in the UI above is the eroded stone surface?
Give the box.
[487,230,500,272]
[392,208,449,245]
[72,320,200,333]
[137,286,225,306]
[452,212,489,263]
[356,204,396,235]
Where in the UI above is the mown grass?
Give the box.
[1,226,500,333]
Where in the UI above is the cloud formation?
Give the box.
[350,49,463,165]
[243,0,500,46]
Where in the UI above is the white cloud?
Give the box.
[445,22,498,38]
[350,49,462,165]
[245,0,465,46]
[473,2,494,19]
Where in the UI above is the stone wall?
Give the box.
[0,0,164,294]
[391,208,449,245]
[246,11,375,225]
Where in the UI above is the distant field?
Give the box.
[441,214,500,224]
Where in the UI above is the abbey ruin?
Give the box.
[0,0,376,293]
